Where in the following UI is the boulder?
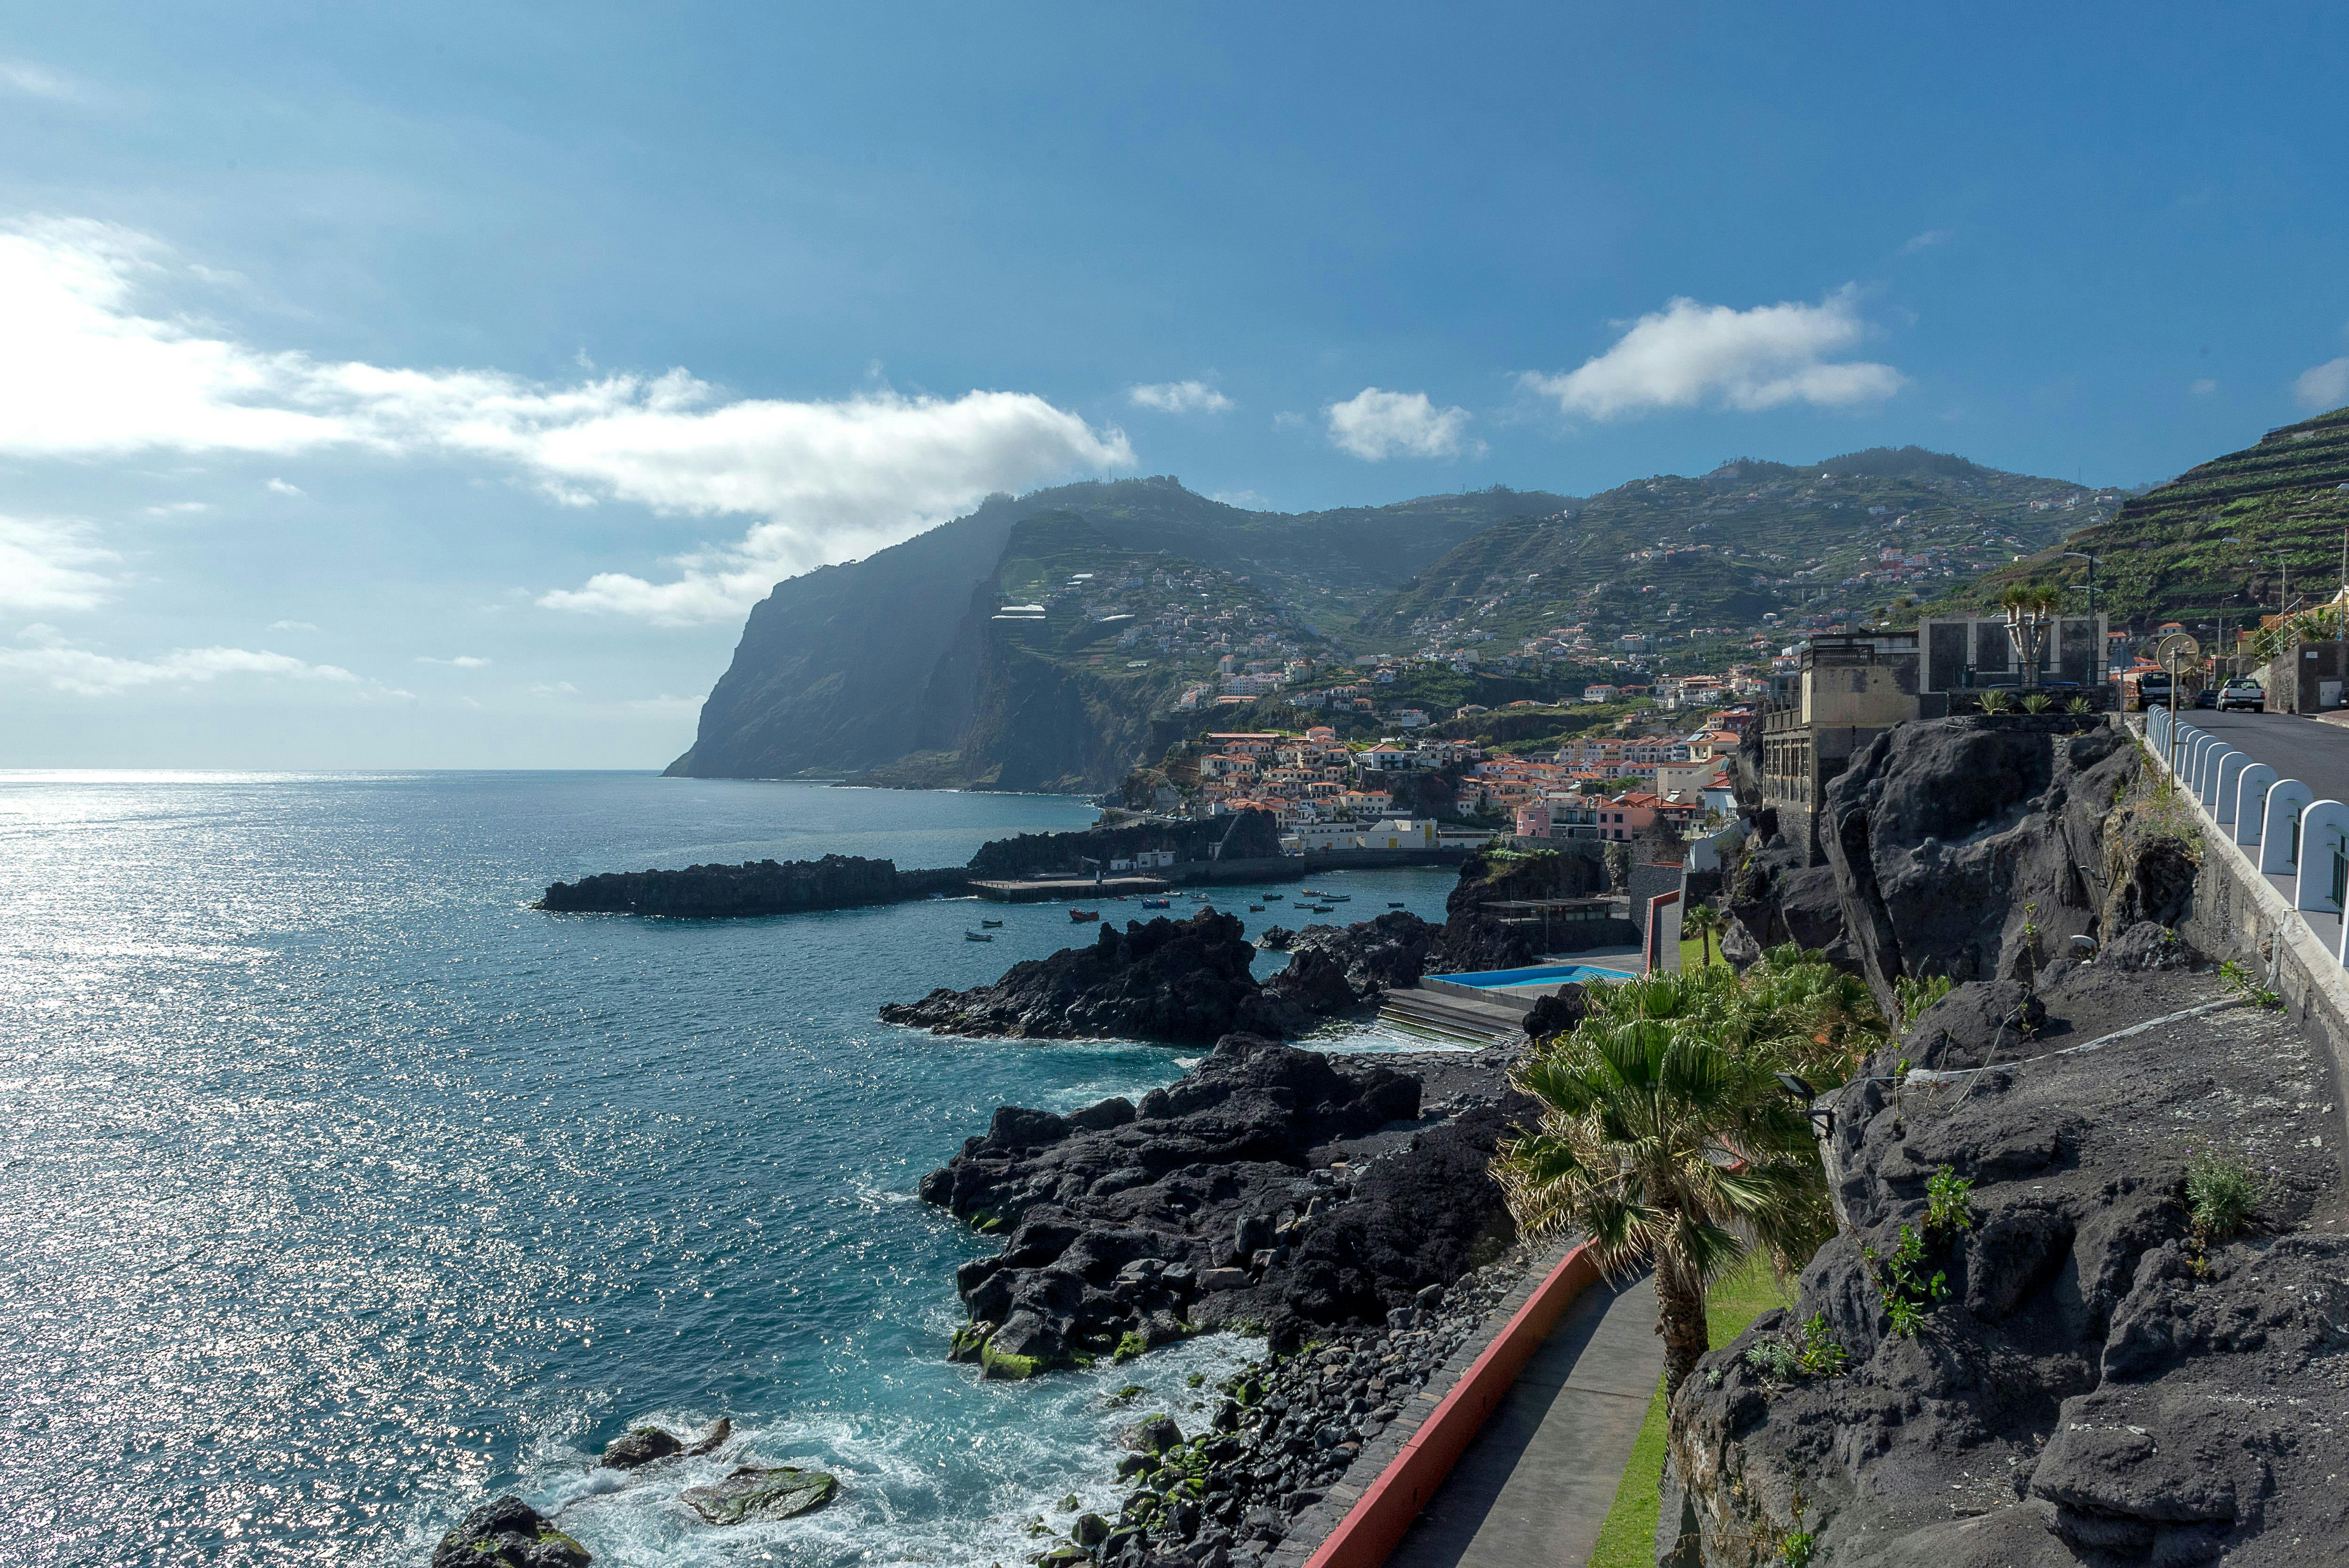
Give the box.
[679,1466,838,1526]
[430,1497,591,1568]
[1819,719,2139,1009]
[596,1427,681,1469]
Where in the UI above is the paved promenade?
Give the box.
[1383,1273,1662,1568]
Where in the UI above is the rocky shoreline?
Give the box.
[881,909,1437,1044]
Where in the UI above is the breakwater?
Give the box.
[536,811,1474,918]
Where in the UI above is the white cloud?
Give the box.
[140,501,210,517]
[416,654,491,667]
[1522,286,1906,419]
[2191,378,2218,396]
[269,620,319,632]
[264,478,304,497]
[0,60,81,102]
[1324,388,1473,460]
[0,516,115,612]
[0,624,367,697]
[530,681,581,696]
[2295,357,2349,411]
[0,217,1136,623]
[1128,380,1234,414]
[1900,229,1954,254]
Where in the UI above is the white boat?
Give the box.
[964,930,994,941]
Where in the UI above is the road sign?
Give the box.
[2155,631,2201,665]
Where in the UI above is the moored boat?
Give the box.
[1069,908,1099,922]
[980,917,1003,927]
[964,930,993,941]
[1140,897,1170,908]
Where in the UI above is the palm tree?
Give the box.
[1496,970,1841,1399]
[1682,902,1724,968]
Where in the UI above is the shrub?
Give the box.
[1781,1529,1816,1568]
[2185,1145,2268,1243]
[2021,692,2054,714]
[1861,1223,1948,1336]
[1978,689,2014,714]
[1924,1165,1976,1235]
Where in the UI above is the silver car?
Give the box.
[2216,679,2264,712]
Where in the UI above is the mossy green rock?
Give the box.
[679,1466,838,1526]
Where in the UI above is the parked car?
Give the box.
[2217,678,2265,712]
[2193,684,2219,708]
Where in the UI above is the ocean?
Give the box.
[0,772,1466,1568]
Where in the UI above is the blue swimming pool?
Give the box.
[1439,962,1639,990]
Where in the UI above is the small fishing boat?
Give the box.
[1312,905,1335,913]
[980,917,1003,927]
[1263,893,1283,902]
[1140,897,1170,908]
[964,930,994,941]
[1248,904,1265,913]
[1327,893,1351,902]
[1069,908,1100,922]
[1387,901,1406,908]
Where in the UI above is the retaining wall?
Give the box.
[1270,1242,1604,1568]
[2138,721,2349,1153]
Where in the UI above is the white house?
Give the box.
[1583,684,1619,703]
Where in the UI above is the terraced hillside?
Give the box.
[1359,447,2107,666]
[1938,405,2349,630]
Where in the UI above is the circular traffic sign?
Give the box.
[2155,631,2201,665]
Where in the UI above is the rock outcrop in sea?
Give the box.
[538,854,967,917]
[918,1034,1530,1376]
[879,909,1435,1043]
[431,1497,591,1568]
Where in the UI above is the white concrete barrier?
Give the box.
[2263,780,2316,875]
[2235,764,2278,846]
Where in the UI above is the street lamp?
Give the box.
[1774,1071,1835,1139]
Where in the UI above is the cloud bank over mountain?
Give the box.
[0,217,1136,624]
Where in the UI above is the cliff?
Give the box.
[1661,955,2345,1567]
[1680,716,2347,1565]
[667,480,1560,790]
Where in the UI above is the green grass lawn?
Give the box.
[1676,935,1727,971]
[1586,1255,1795,1568]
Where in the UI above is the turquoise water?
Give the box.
[1437,962,1639,989]
[0,773,1465,1568]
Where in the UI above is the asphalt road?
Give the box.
[2173,708,2349,802]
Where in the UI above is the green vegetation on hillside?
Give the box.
[1934,406,2349,632]
[1363,447,2108,657]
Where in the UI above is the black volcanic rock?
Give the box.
[1426,847,1613,973]
[881,909,1272,1043]
[879,908,1434,1043]
[539,854,966,917]
[919,1034,1533,1374]
[1660,960,2345,1568]
[1818,718,2138,1006]
[431,1497,590,1568]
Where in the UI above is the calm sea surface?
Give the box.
[0,773,1465,1568]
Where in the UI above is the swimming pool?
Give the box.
[1438,961,1638,990]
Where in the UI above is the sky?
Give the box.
[4,3,2346,768]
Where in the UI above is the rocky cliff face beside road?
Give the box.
[918,1034,1532,1377]
[1660,952,2348,1568]
[879,909,1436,1044]
[1816,717,2139,1009]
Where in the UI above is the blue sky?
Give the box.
[3,2,2346,767]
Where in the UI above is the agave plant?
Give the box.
[1978,688,2014,714]
[2021,691,2054,714]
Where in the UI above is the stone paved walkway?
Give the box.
[1383,1273,1662,1568]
